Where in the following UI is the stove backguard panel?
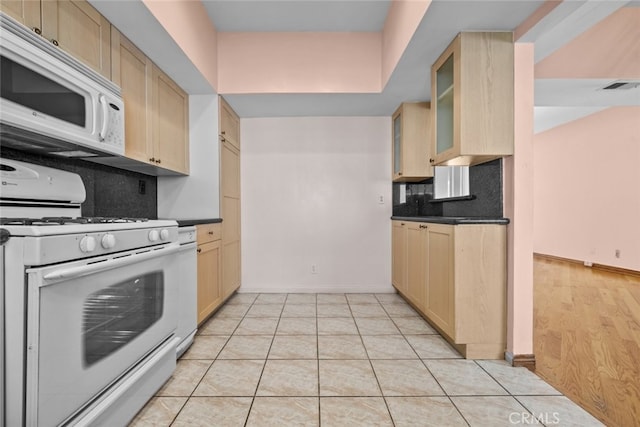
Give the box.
[1,148,157,219]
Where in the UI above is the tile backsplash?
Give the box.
[393,159,503,218]
[1,148,158,218]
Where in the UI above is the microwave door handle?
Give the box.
[98,94,109,141]
[39,243,180,284]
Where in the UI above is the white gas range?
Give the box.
[1,158,180,426]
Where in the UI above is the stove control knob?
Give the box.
[160,228,170,241]
[79,235,96,253]
[148,229,160,242]
[101,233,116,249]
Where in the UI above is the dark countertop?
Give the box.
[174,218,223,227]
[391,216,510,225]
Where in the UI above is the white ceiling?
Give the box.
[90,0,639,131]
[202,0,392,32]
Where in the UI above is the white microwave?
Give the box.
[0,13,124,158]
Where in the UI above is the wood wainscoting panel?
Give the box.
[534,254,640,427]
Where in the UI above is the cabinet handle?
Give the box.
[51,39,59,46]
[401,223,405,226]
[33,27,42,35]
[419,224,428,229]
[149,157,155,162]
[208,231,214,235]
[429,158,435,164]
[398,172,403,176]
[156,159,162,164]
[197,248,202,253]
[221,131,226,135]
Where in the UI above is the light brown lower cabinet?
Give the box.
[196,223,222,324]
[391,220,507,359]
[406,222,427,312]
[391,221,408,294]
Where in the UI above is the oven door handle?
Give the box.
[41,243,180,283]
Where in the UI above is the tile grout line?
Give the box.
[380,294,472,427]
[315,293,321,426]
[242,293,284,427]
[169,294,257,426]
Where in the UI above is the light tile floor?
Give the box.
[130,293,604,427]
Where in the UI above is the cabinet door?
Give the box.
[433,52,455,158]
[425,224,455,337]
[41,0,111,78]
[392,111,402,179]
[222,238,240,299]
[1,0,40,29]
[406,223,426,311]
[221,139,241,298]
[222,199,240,298]
[197,240,222,324]
[221,140,240,199]
[111,28,153,165]
[152,65,189,174]
[220,97,240,151]
[391,221,407,294]
[392,103,432,182]
[431,32,513,166]
[222,193,241,298]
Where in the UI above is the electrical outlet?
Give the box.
[311,265,317,274]
[615,249,621,258]
[378,195,384,204]
[138,180,146,195]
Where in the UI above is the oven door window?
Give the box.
[0,54,86,127]
[83,271,164,367]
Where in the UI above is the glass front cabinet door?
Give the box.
[430,32,514,167]
[391,102,433,182]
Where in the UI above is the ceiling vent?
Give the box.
[601,80,640,90]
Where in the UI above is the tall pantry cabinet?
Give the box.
[219,97,241,299]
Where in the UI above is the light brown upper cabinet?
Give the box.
[2,0,111,78]
[431,32,514,167]
[151,65,189,174]
[111,27,189,175]
[220,97,240,151]
[392,102,433,182]
[111,29,152,168]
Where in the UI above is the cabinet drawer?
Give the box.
[196,223,221,244]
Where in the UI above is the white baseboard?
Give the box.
[237,284,396,294]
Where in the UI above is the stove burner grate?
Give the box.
[0,217,150,226]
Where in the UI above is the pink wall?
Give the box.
[535,7,640,78]
[217,32,382,94]
[142,0,218,91]
[381,0,431,86]
[514,0,561,42]
[504,43,535,358]
[533,107,640,271]
[142,0,431,95]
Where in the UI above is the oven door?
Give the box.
[25,242,180,427]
